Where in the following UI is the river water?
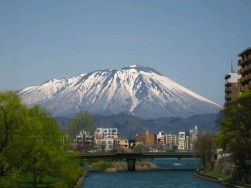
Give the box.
[82,158,226,188]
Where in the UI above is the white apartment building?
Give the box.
[165,134,178,150]
[178,132,186,150]
[95,128,118,151]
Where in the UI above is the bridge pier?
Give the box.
[126,159,136,171]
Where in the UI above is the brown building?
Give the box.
[238,47,251,91]
[135,134,145,144]
[145,130,155,147]
[225,72,240,103]
[135,130,156,147]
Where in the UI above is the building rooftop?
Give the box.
[238,47,251,57]
[225,72,241,83]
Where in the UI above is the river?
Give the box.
[82,158,226,188]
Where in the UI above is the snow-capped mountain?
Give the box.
[19,65,222,119]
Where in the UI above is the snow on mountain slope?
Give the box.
[19,65,222,119]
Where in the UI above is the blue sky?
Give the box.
[1,0,251,105]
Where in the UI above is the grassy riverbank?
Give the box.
[202,169,231,181]
[195,170,251,188]
[18,167,86,188]
[90,161,157,173]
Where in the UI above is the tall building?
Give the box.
[145,130,156,147]
[237,47,251,91]
[165,134,178,151]
[178,132,186,150]
[189,126,199,150]
[225,61,241,103]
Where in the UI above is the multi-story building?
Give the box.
[135,130,155,147]
[237,47,251,91]
[116,138,129,151]
[74,130,93,144]
[178,132,186,150]
[225,62,241,103]
[185,135,190,151]
[165,134,178,151]
[109,133,130,151]
[135,133,145,145]
[145,130,156,147]
[189,126,199,150]
[95,128,118,151]
[156,131,165,146]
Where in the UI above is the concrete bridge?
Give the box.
[78,152,201,171]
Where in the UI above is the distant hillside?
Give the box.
[56,113,221,138]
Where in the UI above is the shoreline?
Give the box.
[194,171,251,188]
[74,171,88,188]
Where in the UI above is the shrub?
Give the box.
[91,161,113,172]
[98,161,113,172]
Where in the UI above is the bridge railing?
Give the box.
[77,151,201,159]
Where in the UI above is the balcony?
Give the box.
[238,64,251,75]
[240,83,251,91]
[241,77,246,82]
[238,59,243,66]
[225,80,231,86]
[244,55,251,63]
[238,55,251,66]
[238,78,241,84]
[239,74,251,84]
[225,87,231,93]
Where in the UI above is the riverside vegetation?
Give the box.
[90,160,157,173]
[194,90,251,185]
[0,91,85,188]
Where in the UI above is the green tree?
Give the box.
[23,105,79,188]
[23,106,57,187]
[0,91,82,187]
[134,144,144,152]
[0,91,28,186]
[194,132,215,169]
[216,90,251,170]
[67,110,96,151]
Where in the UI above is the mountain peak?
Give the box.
[19,66,221,119]
[121,65,162,75]
[129,65,139,68]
